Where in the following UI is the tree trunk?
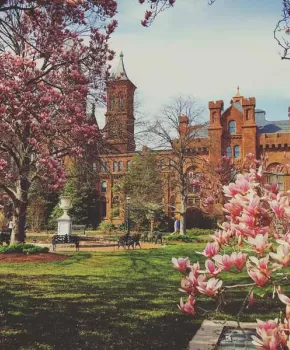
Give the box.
[10,182,29,244]
[179,195,186,235]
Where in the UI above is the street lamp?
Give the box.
[126,195,131,236]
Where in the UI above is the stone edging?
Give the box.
[187,320,256,350]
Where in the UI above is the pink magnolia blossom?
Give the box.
[172,257,190,272]
[269,243,290,267]
[248,291,254,306]
[231,252,247,271]
[203,260,222,277]
[197,277,222,297]
[248,268,269,287]
[199,242,220,258]
[178,296,196,316]
[247,234,270,255]
[213,254,232,271]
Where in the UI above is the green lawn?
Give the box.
[0,243,285,350]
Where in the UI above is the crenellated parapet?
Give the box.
[258,133,289,149]
[208,100,224,127]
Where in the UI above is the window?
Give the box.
[266,164,285,191]
[127,161,131,171]
[92,163,97,171]
[101,162,109,172]
[113,161,118,172]
[160,159,166,170]
[234,145,240,158]
[229,120,236,134]
[169,160,175,170]
[118,93,123,111]
[187,197,200,207]
[212,111,216,124]
[101,181,107,193]
[226,146,232,158]
[118,161,123,171]
[187,172,200,194]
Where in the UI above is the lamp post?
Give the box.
[126,195,131,236]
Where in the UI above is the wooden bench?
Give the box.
[51,234,80,252]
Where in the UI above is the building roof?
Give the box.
[111,52,130,81]
[255,109,290,134]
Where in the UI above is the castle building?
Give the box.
[98,54,290,226]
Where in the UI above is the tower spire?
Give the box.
[112,51,129,80]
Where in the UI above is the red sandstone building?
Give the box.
[98,54,290,225]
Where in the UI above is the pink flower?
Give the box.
[199,242,219,258]
[231,252,247,271]
[197,277,222,297]
[178,295,196,316]
[252,319,284,350]
[172,257,190,272]
[247,234,269,255]
[270,243,290,267]
[278,293,290,306]
[248,291,254,306]
[213,254,232,271]
[248,268,269,287]
[204,260,222,277]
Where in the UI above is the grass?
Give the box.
[0,242,286,350]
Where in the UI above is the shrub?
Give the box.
[0,243,49,254]
[97,221,115,232]
[165,234,203,243]
[185,228,213,236]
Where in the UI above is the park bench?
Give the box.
[0,229,11,245]
[51,234,80,252]
[151,231,163,244]
[117,234,141,249]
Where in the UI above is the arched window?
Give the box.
[118,93,123,111]
[226,146,232,158]
[229,120,236,134]
[160,159,166,170]
[118,161,123,171]
[113,161,118,172]
[101,162,109,172]
[245,109,250,121]
[100,196,107,218]
[169,159,175,170]
[126,161,131,171]
[187,172,200,194]
[212,111,216,124]
[101,181,107,193]
[234,145,240,158]
[266,163,285,191]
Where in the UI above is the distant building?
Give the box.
[98,54,290,226]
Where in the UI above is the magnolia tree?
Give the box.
[0,1,117,243]
[172,156,290,349]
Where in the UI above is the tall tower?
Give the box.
[208,100,224,164]
[105,52,136,153]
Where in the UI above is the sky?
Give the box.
[97,0,290,126]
